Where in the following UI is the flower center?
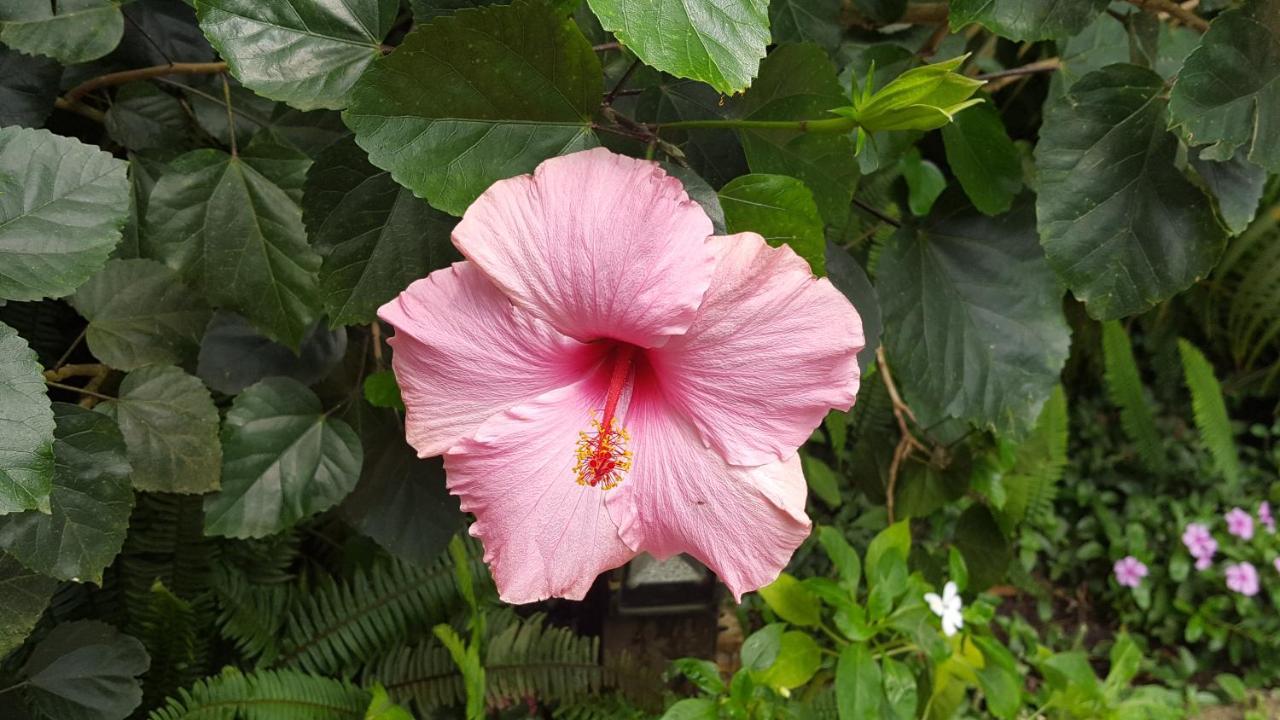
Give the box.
[574,345,636,490]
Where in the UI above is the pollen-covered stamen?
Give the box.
[574,345,636,490]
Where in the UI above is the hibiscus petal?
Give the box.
[444,379,637,604]
[378,262,605,457]
[650,233,864,465]
[606,387,811,601]
[453,148,717,348]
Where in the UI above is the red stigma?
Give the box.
[574,345,636,490]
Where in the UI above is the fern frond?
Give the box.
[1178,339,1242,485]
[553,694,655,720]
[369,613,657,714]
[1101,321,1166,472]
[211,564,293,665]
[148,667,369,720]
[273,554,473,676]
[1000,385,1068,526]
[135,580,212,711]
[216,531,302,585]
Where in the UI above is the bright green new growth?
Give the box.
[834,55,986,153]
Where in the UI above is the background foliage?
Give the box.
[0,0,1278,717]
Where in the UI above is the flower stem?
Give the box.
[655,116,858,133]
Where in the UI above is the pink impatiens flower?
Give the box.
[1225,507,1254,540]
[1259,501,1275,534]
[1225,562,1260,597]
[1113,556,1148,588]
[377,149,864,604]
[1274,557,1280,575]
[1182,522,1217,570]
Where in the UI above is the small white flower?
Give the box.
[924,581,963,637]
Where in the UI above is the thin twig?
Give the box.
[979,57,1063,91]
[370,322,385,371]
[44,363,106,383]
[592,41,621,52]
[78,367,110,408]
[1125,0,1209,31]
[603,58,641,106]
[46,381,115,402]
[877,347,926,524]
[221,73,238,157]
[53,97,106,123]
[54,327,88,369]
[852,197,901,228]
[62,61,228,103]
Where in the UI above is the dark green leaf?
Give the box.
[719,173,826,275]
[1036,64,1225,320]
[836,642,883,718]
[949,0,1108,41]
[802,453,841,507]
[0,321,54,515]
[22,620,148,720]
[198,0,398,111]
[411,0,511,20]
[818,525,860,593]
[104,365,221,495]
[587,0,769,94]
[770,0,841,53]
[1167,0,1279,171]
[187,81,349,155]
[851,0,905,24]
[825,241,881,375]
[878,194,1069,434]
[0,551,56,658]
[0,404,133,584]
[361,371,403,410]
[737,44,859,224]
[941,102,1022,215]
[663,163,727,234]
[899,148,945,216]
[0,0,123,64]
[144,148,321,349]
[204,377,363,538]
[303,137,460,326]
[953,505,1009,591]
[1190,147,1267,234]
[117,0,215,67]
[341,412,462,567]
[634,78,748,187]
[0,126,129,302]
[344,0,601,216]
[741,623,784,672]
[69,259,211,371]
[0,48,60,128]
[104,83,188,153]
[196,312,348,395]
[240,132,313,202]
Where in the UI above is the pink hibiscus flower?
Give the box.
[378,149,864,604]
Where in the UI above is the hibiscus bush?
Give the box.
[1,0,1279,718]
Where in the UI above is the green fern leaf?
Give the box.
[134,580,212,711]
[148,667,369,720]
[211,564,293,665]
[1101,321,1166,472]
[1000,385,1068,526]
[1178,339,1242,485]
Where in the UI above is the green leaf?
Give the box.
[344,0,601,216]
[0,48,61,128]
[362,371,404,411]
[0,404,132,584]
[719,173,826,275]
[341,412,462,567]
[664,163,727,234]
[204,377,363,538]
[198,0,398,111]
[0,321,54,515]
[802,452,841,508]
[186,81,349,155]
[737,44,859,224]
[144,148,321,349]
[365,683,413,720]
[303,137,461,326]
[69,259,211,371]
[1036,64,1225,320]
[818,526,860,594]
[661,698,718,720]
[864,520,910,588]
[23,620,148,720]
[741,623,784,672]
[0,126,130,302]
[759,631,821,689]
[949,0,1108,41]
[103,366,221,495]
[881,657,918,719]
[1189,147,1267,235]
[670,658,725,695]
[941,102,1022,215]
[104,83,189,153]
[769,0,841,53]
[758,572,822,627]
[1101,321,1165,473]
[1177,338,1242,485]
[953,505,1009,591]
[825,242,881,374]
[196,312,347,395]
[1105,633,1142,693]
[851,0,904,24]
[0,551,57,658]
[587,0,769,94]
[1167,0,1280,172]
[0,0,123,64]
[899,148,945,216]
[878,195,1070,434]
[836,643,883,718]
